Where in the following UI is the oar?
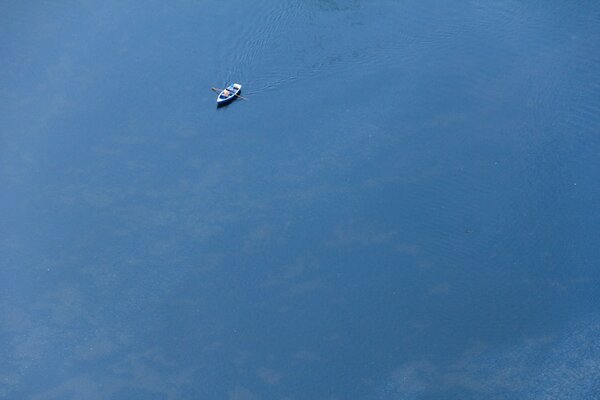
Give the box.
[211,87,248,100]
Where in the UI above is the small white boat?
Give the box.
[217,83,242,106]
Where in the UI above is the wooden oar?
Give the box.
[211,87,248,100]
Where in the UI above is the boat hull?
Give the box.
[217,85,241,107]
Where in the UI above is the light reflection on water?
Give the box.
[1,0,599,399]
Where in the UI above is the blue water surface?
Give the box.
[2,1,600,399]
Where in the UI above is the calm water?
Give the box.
[2,1,600,399]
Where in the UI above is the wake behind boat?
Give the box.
[214,83,242,106]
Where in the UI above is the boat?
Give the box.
[217,83,242,106]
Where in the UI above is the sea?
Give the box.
[1,1,600,399]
